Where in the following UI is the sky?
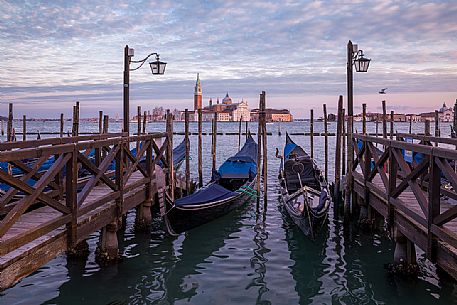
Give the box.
[1,0,457,118]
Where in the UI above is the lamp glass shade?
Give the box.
[149,60,167,75]
[354,56,370,72]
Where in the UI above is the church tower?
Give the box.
[194,73,202,111]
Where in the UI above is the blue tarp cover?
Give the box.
[175,183,237,206]
[218,136,257,179]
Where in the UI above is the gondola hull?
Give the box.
[279,186,327,237]
[165,178,256,234]
[278,133,330,238]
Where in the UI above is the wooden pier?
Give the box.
[0,132,172,289]
[351,132,457,279]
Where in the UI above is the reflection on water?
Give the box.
[1,121,457,305]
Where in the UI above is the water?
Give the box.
[1,121,456,305]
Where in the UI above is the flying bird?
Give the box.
[379,88,387,94]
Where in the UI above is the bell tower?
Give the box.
[194,73,202,111]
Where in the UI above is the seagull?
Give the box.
[379,88,387,94]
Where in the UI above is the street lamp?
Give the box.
[345,40,370,216]
[123,45,166,134]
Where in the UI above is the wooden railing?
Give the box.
[352,134,457,261]
[0,132,169,255]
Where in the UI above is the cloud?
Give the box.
[0,0,456,117]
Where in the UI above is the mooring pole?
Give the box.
[166,110,175,202]
[198,108,203,188]
[7,103,13,142]
[211,113,218,177]
[390,111,394,140]
[99,111,103,134]
[341,108,346,176]
[362,104,367,135]
[409,115,412,134]
[60,113,64,138]
[137,106,141,136]
[22,115,26,141]
[238,116,242,151]
[76,101,80,136]
[434,110,440,146]
[382,100,387,139]
[334,96,343,211]
[256,96,262,199]
[143,111,147,134]
[184,109,190,193]
[103,115,109,134]
[425,119,431,136]
[72,105,77,137]
[245,120,248,139]
[323,104,328,181]
[310,109,314,159]
[261,91,268,206]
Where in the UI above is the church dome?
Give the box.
[222,93,232,104]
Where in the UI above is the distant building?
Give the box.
[194,73,202,111]
[199,91,251,122]
[250,108,293,122]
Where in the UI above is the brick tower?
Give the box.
[194,73,202,111]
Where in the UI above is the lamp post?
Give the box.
[123,45,167,134]
[346,40,371,217]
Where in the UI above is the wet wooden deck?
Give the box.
[352,133,457,280]
[0,133,170,290]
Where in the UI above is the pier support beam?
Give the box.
[67,240,90,259]
[96,221,119,264]
[135,199,153,231]
[387,226,418,276]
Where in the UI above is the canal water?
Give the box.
[1,121,456,304]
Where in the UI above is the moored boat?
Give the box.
[164,134,258,235]
[278,133,330,238]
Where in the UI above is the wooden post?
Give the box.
[245,120,248,139]
[72,105,77,137]
[103,115,109,134]
[323,104,328,181]
[375,118,379,137]
[425,119,431,136]
[434,110,440,146]
[22,115,26,141]
[1,120,4,136]
[256,96,262,197]
[166,110,175,202]
[184,109,190,193]
[334,96,343,208]
[362,103,367,135]
[98,111,103,134]
[427,154,441,261]
[310,109,314,159]
[342,108,346,176]
[198,109,203,188]
[390,110,394,140]
[238,116,242,151]
[75,101,80,136]
[211,113,218,176]
[60,113,64,138]
[261,91,267,204]
[7,103,13,142]
[143,111,147,134]
[409,115,412,134]
[137,106,141,136]
[382,100,387,139]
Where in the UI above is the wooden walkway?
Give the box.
[351,134,457,279]
[0,133,172,289]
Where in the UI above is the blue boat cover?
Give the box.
[217,135,257,179]
[175,183,237,206]
[130,138,186,167]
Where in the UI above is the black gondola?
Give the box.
[164,134,258,235]
[278,133,330,238]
